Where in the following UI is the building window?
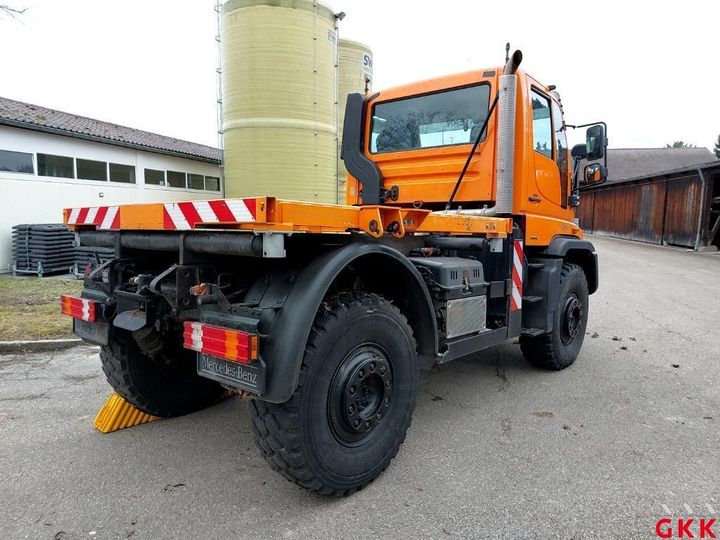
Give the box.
[166,170,186,188]
[531,90,553,159]
[144,168,165,185]
[77,158,107,181]
[37,153,74,179]
[188,173,204,190]
[110,163,136,184]
[205,176,220,192]
[0,149,34,174]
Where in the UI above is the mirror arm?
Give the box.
[568,156,582,206]
[566,121,607,130]
[572,157,580,192]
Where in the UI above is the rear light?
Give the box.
[60,295,97,322]
[183,321,259,364]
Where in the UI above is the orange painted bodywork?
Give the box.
[344,68,581,247]
[118,203,164,230]
[64,197,513,239]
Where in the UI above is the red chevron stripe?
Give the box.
[94,206,108,226]
[208,200,235,222]
[244,198,257,220]
[178,201,202,228]
[110,208,121,229]
[163,207,174,229]
[76,207,89,224]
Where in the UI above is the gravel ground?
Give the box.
[0,235,718,539]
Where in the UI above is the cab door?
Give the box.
[530,89,562,208]
[530,89,569,210]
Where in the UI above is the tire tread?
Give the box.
[250,292,416,496]
[100,332,222,417]
[520,262,587,371]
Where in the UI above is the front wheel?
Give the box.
[520,262,589,370]
[251,292,417,496]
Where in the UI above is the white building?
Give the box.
[0,96,223,272]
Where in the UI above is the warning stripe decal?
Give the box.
[510,240,524,311]
[65,198,257,231]
[163,199,257,230]
[66,205,120,229]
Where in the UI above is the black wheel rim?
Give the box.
[328,345,394,447]
[560,292,584,346]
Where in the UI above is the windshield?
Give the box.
[370,84,490,154]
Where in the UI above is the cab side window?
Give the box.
[531,91,552,159]
[551,101,568,177]
[551,100,569,207]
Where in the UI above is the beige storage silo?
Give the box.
[221,0,338,203]
[337,39,373,203]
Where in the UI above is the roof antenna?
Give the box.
[505,42,510,63]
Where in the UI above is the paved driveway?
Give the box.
[0,235,718,539]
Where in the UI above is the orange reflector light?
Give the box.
[183,321,259,364]
[60,294,97,322]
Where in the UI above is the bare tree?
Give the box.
[0,4,27,19]
[665,141,696,149]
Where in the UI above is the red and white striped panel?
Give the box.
[163,198,257,230]
[66,206,120,230]
[510,240,524,312]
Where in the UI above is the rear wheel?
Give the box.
[520,262,589,370]
[100,329,224,417]
[251,292,417,496]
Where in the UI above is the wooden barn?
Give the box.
[577,148,720,250]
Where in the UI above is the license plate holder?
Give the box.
[196,354,266,395]
[73,319,110,345]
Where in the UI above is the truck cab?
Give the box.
[342,59,606,246]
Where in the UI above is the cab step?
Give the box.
[520,327,545,337]
[522,295,543,304]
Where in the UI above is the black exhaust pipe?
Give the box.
[503,49,523,75]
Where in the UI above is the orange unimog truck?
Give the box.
[61,50,607,495]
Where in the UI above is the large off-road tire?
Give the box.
[520,262,589,370]
[251,292,417,496]
[100,329,224,417]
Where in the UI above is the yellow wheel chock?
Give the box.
[93,390,236,433]
[93,392,159,433]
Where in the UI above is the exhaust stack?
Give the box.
[493,49,522,215]
[504,49,523,75]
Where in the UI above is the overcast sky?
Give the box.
[1,0,718,151]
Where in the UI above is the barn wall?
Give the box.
[663,177,703,247]
[578,172,706,248]
[576,191,594,232]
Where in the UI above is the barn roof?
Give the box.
[599,147,717,185]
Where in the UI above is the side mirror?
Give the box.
[581,163,607,187]
[586,124,606,161]
[571,144,587,160]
